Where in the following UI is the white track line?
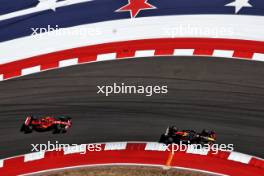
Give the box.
[24,151,45,162]
[173,49,194,56]
[97,53,117,61]
[21,66,41,76]
[186,145,209,155]
[59,58,78,67]
[64,145,86,155]
[252,53,264,61]
[1,15,264,63]
[228,151,252,164]
[104,142,127,150]
[212,50,234,58]
[145,142,168,151]
[135,50,155,57]
[0,159,3,168]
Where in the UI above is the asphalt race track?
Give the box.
[0,56,264,159]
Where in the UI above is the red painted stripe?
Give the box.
[41,61,59,71]
[0,143,263,176]
[154,49,174,55]
[233,51,254,59]
[1,38,264,81]
[116,50,136,58]
[249,158,264,169]
[78,55,97,63]
[193,49,214,56]
[3,70,21,79]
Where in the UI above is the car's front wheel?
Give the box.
[21,124,33,134]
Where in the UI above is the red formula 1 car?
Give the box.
[159,126,216,145]
[20,115,72,134]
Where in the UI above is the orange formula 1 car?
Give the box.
[159,126,216,145]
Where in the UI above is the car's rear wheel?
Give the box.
[53,124,69,134]
[53,124,63,134]
[61,129,67,133]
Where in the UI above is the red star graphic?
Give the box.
[116,0,156,18]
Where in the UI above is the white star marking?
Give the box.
[37,0,58,11]
[225,0,253,13]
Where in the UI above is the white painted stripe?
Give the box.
[252,53,264,61]
[24,151,45,162]
[97,53,117,61]
[0,15,264,64]
[213,50,234,58]
[104,142,127,150]
[145,142,167,151]
[135,50,155,57]
[21,66,41,76]
[228,151,252,164]
[186,145,209,155]
[173,49,194,56]
[0,0,94,21]
[64,145,86,155]
[0,74,3,81]
[59,58,78,67]
[0,160,3,168]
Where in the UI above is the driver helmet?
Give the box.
[202,129,210,135]
[171,126,178,133]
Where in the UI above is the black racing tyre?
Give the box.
[167,137,174,144]
[53,124,62,134]
[61,125,68,133]
[21,125,33,134]
[20,124,25,132]
[159,134,166,143]
[159,134,174,144]
[61,128,67,133]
